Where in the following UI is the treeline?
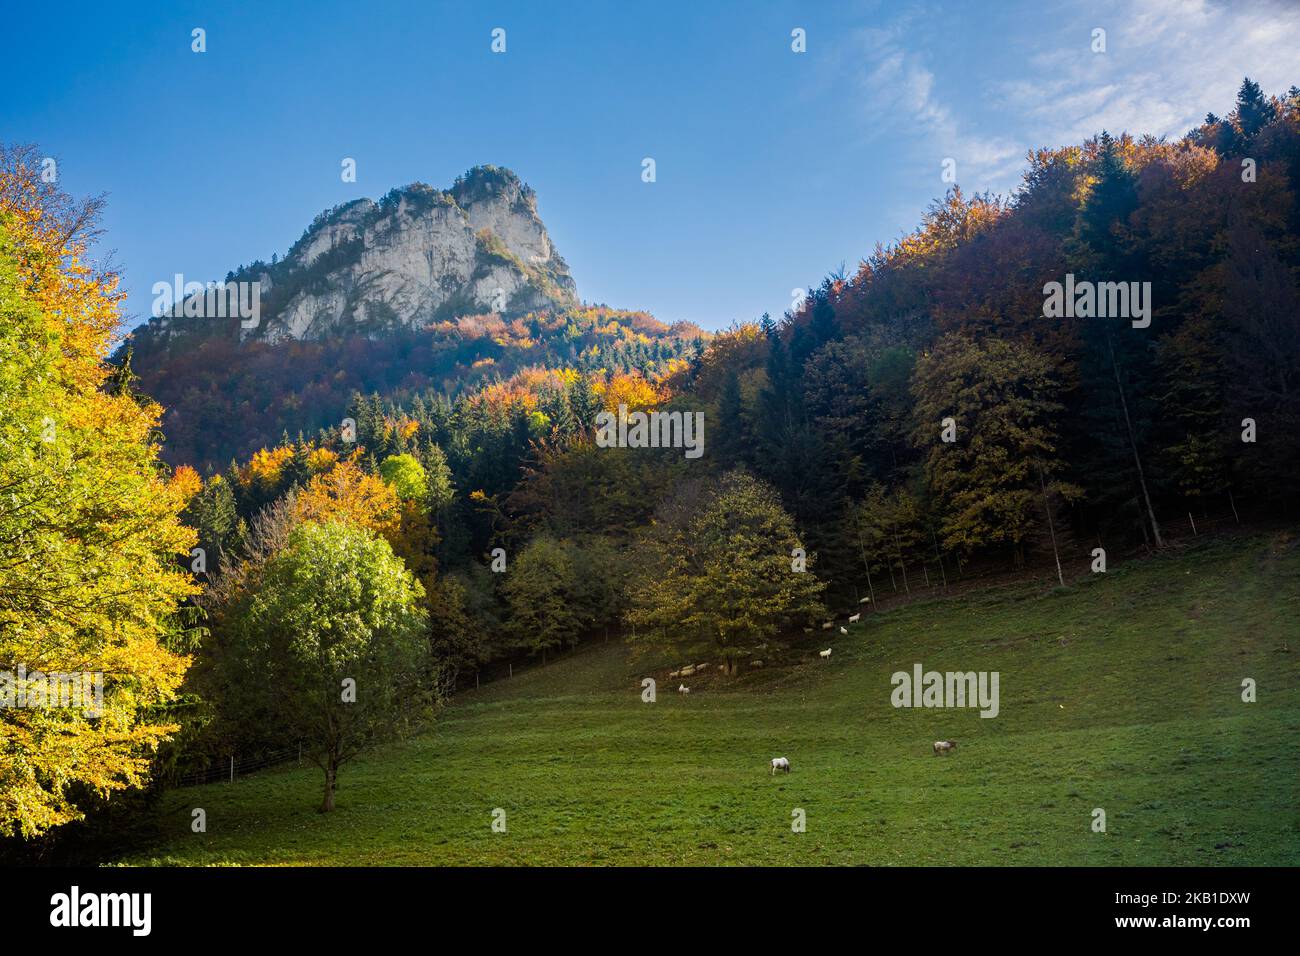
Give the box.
[679,78,1300,593]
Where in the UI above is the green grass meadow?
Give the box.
[124,534,1300,866]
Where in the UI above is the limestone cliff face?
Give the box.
[140,165,577,345]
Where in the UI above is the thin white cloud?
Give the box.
[838,0,1300,195]
[1003,0,1300,146]
[842,25,1025,189]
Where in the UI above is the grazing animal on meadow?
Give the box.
[821,621,833,630]
[770,757,791,775]
[848,613,860,623]
[820,648,832,659]
[839,626,848,634]
[678,684,690,695]
[933,740,957,756]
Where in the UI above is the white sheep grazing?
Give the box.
[770,756,791,775]
[933,740,957,756]
[820,648,833,659]
[839,627,848,635]
[821,621,833,630]
[848,613,860,623]
[678,684,690,695]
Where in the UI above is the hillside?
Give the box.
[121,534,1300,866]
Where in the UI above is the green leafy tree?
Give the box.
[570,535,629,639]
[221,521,433,812]
[427,574,487,684]
[502,534,584,659]
[628,470,826,674]
[379,452,429,506]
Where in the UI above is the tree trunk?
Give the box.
[857,531,877,607]
[1039,465,1065,587]
[894,531,910,595]
[321,757,338,813]
[931,529,948,588]
[1108,331,1164,548]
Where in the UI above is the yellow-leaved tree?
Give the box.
[0,145,198,838]
[293,457,401,538]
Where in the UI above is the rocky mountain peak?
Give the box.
[136,166,578,346]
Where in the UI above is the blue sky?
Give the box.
[4,0,1298,331]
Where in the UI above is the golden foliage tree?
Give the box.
[911,332,1078,563]
[0,147,197,837]
[293,458,401,538]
